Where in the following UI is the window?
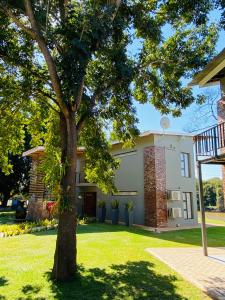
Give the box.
[112,191,138,196]
[180,153,190,177]
[182,192,193,219]
[114,151,137,158]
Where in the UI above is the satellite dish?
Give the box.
[160,116,170,130]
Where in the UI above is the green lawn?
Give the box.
[1,224,225,300]
[198,211,225,226]
[0,211,14,225]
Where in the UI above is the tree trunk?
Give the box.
[2,190,10,207]
[52,112,77,281]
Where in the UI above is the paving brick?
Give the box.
[147,247,225,300]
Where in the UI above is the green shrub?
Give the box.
[125,201,134,212]
[111,199,119,209]
[77,216,97,224]
[0,219,58,237]
[97,200,106,208]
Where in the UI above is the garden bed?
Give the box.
[0,219,58,237]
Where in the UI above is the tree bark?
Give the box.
[2,190,10,207]
[52,112,77,281]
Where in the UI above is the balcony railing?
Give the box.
[194,122,225,159]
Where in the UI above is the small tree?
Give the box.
[0,0,223,281]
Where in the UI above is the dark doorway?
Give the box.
[83,192,96,217]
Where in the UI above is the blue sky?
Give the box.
[132,12,225,180]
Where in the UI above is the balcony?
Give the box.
[194,122,225,164]
[75,172,95,185]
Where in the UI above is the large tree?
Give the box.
[0,0,223,280]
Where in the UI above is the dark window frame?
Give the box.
[182,192,193,219]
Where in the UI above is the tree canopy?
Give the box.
[0,0,224,280]
[196,177,224,210]
[0,1,222,190]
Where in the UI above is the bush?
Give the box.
[111,199,119,209]
[97,200,106,208]
[125,201,134,212]
[0,219,58,237]
[77,216,97,224]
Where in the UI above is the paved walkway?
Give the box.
[147,247,225,300]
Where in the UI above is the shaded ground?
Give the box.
[0,223,221,299]
[0,211,14,225]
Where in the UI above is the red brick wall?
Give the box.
[27,199,49,221]
[144,146,167,227]
[29,153,45,199]
[27,153,48,220]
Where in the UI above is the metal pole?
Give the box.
[197,161,208,256]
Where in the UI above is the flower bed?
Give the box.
[0,219,58,238]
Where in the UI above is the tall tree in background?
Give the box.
[0,0,223,280]
[196,177,224,210]
[0,130,31,207]
[0,155,30,207]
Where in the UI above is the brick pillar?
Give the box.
[217,97,225,209]
[27,153,48,220]
[29,153,45,199]
[144,146,167,227]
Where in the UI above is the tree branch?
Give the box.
[72,77,85,112]
[0,4,36,38]
[34,88,60,113]
[76,90,102,133]
[23,0,69,118]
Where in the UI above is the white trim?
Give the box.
[22,146,45,157]
[199,60,225,87]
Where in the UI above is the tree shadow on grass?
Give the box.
[17,284,45,300]
[44,261,188,300]
[0,277,8,300]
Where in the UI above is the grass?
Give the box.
[1,223,225,299]
[198,211,225,226]
[0,211,14,225]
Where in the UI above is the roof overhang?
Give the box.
[22,146,45,157]
[189,48,225,87]
[23,146,85,157]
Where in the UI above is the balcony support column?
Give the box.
[220,77,225,97]
[197,160,208,256]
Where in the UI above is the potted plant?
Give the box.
[98,200,106,223]
[111,199,119,225]
[124,201,134,226]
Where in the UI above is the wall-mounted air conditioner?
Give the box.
[167,190,181,201]
[168,208,182,219]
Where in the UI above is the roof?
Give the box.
[22,146,45,157]
[23,131,193,156]
[189,48,225,87]
[22,146,85,157]
[139,130,194,137]
[112,130,194,146]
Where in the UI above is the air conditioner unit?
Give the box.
[168,208,182,219]
[167,190,181,201]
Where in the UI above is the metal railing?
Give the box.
[194,122,225,158]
